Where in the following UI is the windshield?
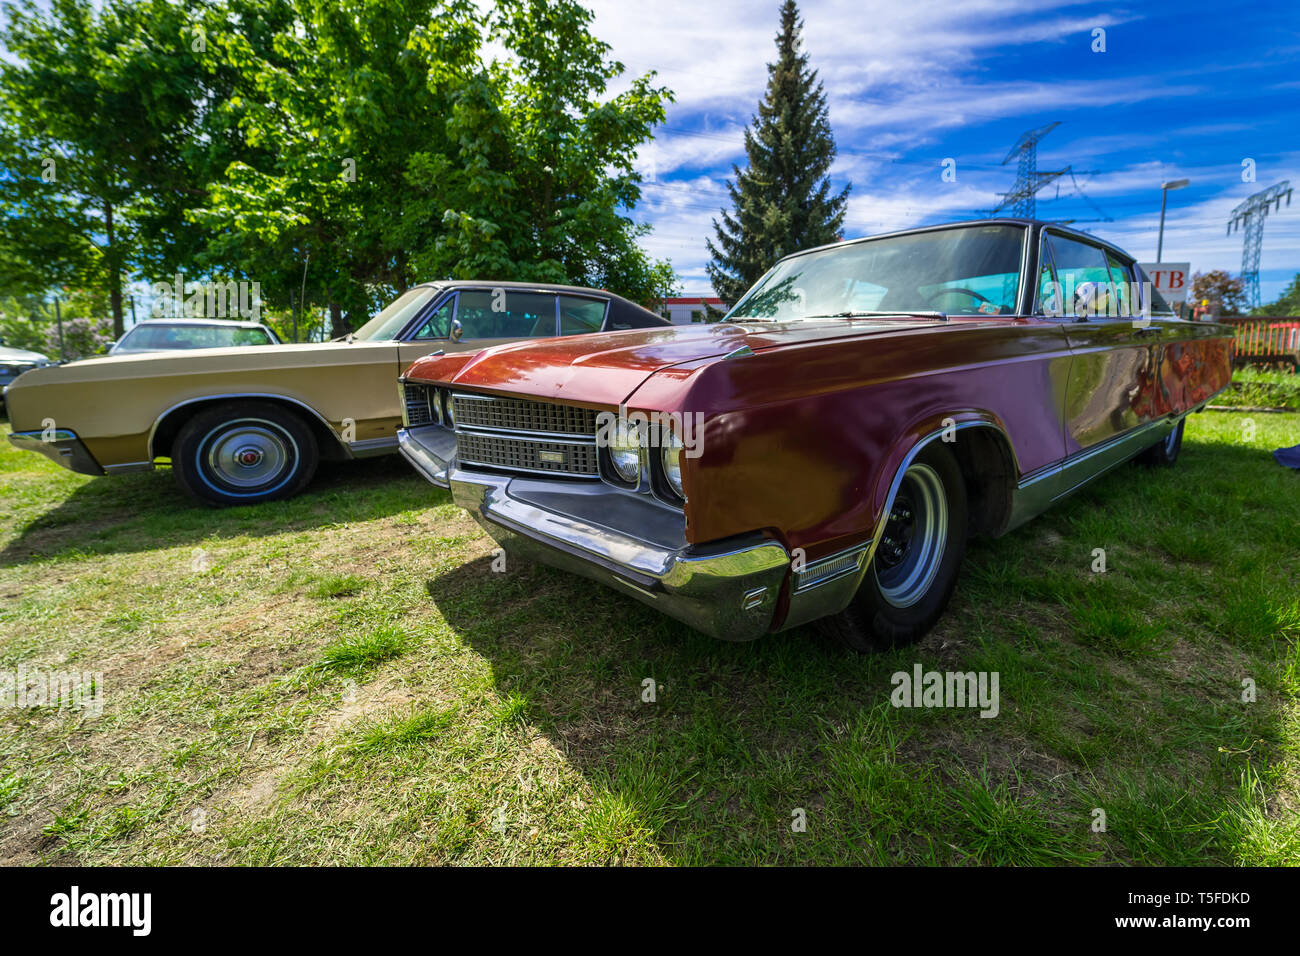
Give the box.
[118,323,276,349]
[351,287,440,341]
[726,224,1027,321]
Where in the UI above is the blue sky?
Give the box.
[590,0,1300,302]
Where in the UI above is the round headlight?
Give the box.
[432,388,444,425]
[443,391,455,426]
[609,421,641,483]
[661,432,684,497]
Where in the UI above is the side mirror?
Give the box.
[449,318,463,343]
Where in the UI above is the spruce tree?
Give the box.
[707,0,850,305]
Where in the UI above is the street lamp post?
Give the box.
[1156,178,1190,261]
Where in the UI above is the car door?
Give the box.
[1048,231,1163,460]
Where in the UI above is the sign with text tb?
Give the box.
[1138,263,1191,307]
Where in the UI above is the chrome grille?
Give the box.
[404,383,434,426]
[452,393,597,436]
[456,432,598,476]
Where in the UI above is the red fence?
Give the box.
[1220,316,1300,367]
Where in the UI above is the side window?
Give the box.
[1046,234,1113,317]
[410,299,453,340]
[559,296,606,335]
[1105,253,1134,317]
[456,291,557,339]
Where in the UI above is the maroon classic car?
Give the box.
[396,220,1233,651]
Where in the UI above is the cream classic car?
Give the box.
[4,281,668,505]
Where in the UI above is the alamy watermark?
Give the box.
[595,405,705,458]
[149,272,262,321]
[890,664,999,718]
[1,665,104,717]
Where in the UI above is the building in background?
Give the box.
[661,296,728,325]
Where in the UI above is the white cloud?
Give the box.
[593,0,1300,301]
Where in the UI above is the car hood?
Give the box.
[10,340,399,385]
[0,345,52,364]
[406,317,947,406]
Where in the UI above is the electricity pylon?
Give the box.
[988,122,1071,218]
[1227,181,1293,308]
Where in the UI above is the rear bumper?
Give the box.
[398,423,790,641]
[8,429,104,476]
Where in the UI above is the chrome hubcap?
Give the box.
[207,424,290,489]
[875,462,949,608]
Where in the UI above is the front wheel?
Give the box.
[173,401,319,506]
[1137,418,1184,467]
[819,443,968,653]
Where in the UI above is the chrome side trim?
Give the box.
[779,541,873,632]
[8,429,104,476]
[347,436,399,458]
[793,544,870,593]
[1006,415,1177,530]
[147,393,348,459]
[103,460,156,475]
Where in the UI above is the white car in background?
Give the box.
[109,318,282,354]
[0,344,55,412]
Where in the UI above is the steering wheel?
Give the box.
[925,286,994,308]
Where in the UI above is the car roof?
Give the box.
[780,217,1137,264]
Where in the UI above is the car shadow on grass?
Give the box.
[0,454,445,568]
[425,550,1121,865]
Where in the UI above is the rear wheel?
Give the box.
[819,443,968,653]
[1137,418,1184,467]
[173,401,318,506]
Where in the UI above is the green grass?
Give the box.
[1,410,1297,865]
[314,627,413,675]
[1216,366,1300,410]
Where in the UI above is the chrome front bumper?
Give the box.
[8,429,104,476]
[398,423,791,641]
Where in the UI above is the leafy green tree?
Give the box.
[706,0,849,304]
[1254,273,1300,317]
[0,0,206,336]
[412,0,676,304]
[3,0,676,333]
[0,286,109,358]
[1191,269,1248,317]
[192,0,676,330]
[186,0,485,331]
